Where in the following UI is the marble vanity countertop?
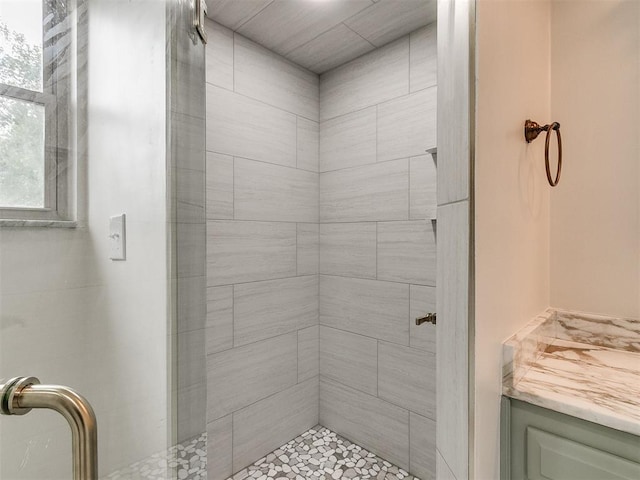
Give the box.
[503,309,640,436]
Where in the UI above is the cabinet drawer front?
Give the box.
[527,427,640,480]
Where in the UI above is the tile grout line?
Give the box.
[207,218,313,225]
[408,30,412,93]
[209,323,316,356]
[206,146,417,174]
[321,83,436,124]
[375,104,379,162]
[408,285,412,349]
[296,329,300,384]
[408,408,411,472]
[211,375,320,431]
[233,0,275,31]
[376,339,379,397]
[208,81,319,122]
[318,272,435,288]
[231,412,234,474]
[313,324,423,353]
[342,22,377,49]
[408,157,411,219]
[375,222,379,279]
[208,273,321,290]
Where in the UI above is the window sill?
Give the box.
[0,219,77,228]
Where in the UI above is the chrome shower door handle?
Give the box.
[0,377,98,480]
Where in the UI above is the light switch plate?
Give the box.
[109,214,126,261]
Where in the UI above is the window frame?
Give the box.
[0,0,83,226]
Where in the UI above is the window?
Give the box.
[0,0,85,225]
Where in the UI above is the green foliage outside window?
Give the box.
[0,22,45,208]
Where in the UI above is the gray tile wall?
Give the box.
[436,1,473,478]
[318,24,437,479]
[171,0,207,446]
[205,18,438,480]
[205,20,320,480]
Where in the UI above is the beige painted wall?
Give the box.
[474,1,551,479]
[550,0,640,320]
[475,0,639,477]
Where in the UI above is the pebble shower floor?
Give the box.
[227,426,419,480]
[103,426,420,480]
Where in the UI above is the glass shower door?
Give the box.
[0,0,207,478]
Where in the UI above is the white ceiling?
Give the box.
[206,0,437,74]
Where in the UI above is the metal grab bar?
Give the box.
[0,377,98,480]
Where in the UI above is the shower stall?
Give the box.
[204,2,439,477]
[0,0,474,479]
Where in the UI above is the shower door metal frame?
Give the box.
[0,377,98,480]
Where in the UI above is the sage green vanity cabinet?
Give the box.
[501,398,640,480]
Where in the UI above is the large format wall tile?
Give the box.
[287,23,375,74]
[410,412,436,479]
[207,332,298,420]
[297,117,319,172]
[234,275,318,346]
[410,154,437,220]
[319,107,377,172]
[176,166,205,224]
[343,0,437,48]
[232,377,319,472]
[320,275,409,345]
[437,449,458,480]
[319,326,377,396]
[206,285,233,355]
[206,84,297,167]
[178,382,207,443]
[178,275,207,334]
[236,0,372,59]
[207,414,233,480]
[297,223,319,275]
[377,220,436,285]
[320,159,409,222]
[319,378,410,470]
[298,325,319,382]
[436,201,469,480]
[206,152,233,220]
[178,329,206,389]
[410,24,437,93]
[410,284,436,353]
[207,0,274,30]
[320,223,376,279]
[377,87,437,162]
[378,341,435,419]
[320,37,409,121]
[205,20,233,91]
[207,221,296,286]
[234,158,319,222]
[234,34,319,120]
[177,223,206,278]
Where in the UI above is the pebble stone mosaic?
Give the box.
[103,432,207,480]
[103,426,419,480]
[227,426,420,480]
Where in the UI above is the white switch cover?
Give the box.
[109,214,126,261]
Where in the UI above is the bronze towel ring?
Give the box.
[524,119,562,187]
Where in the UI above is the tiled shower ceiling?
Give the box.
[206,0,437,73]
